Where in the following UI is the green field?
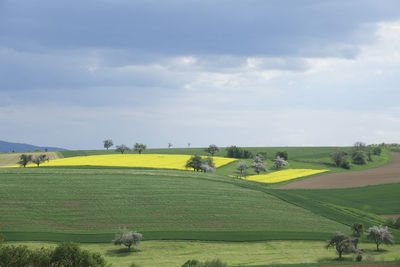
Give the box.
[1,146,399,266]
[8,240,400,267]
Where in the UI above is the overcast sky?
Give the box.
[1,0,400,149]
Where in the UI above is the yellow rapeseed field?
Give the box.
[6,154,236,170]
[245,169,328,184]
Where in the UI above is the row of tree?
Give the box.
[327,224,394,260]
[114,143,147,154]
[331,142,383,169]
[18,154,49,167]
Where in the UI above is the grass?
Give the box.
[281,183,400,215]
[7,240,400,267]
[0,167,347,242]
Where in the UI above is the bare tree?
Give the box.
[367,225,394,251]
[133,143,147,154]
[116,145,129,154]
[113,230,142,251]
[103,139,114,150]
[188,142,191,148]
[168,142,173,149]
[205,144,220,156]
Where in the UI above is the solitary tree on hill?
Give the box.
[133,143,147,154]
[116,145,129,154]
[168,142,173,149]
[113,230,142,252]
[205,144,220,156]
[18,154,32,167]
[103,139,114,150]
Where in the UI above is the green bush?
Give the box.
[373,146,382,155]
[352,150,367,165]
[0,242,107,267]
[275,151,288,160]
[340,158,351,169]
[182,259,227,267]
[226,146,252,159]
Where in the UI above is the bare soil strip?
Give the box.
[280,153,400,189]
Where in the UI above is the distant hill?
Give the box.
[0,140,67,153]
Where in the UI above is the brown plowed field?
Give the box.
[280,152,400,189]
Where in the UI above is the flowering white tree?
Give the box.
[251,154,267,174]
[273,156,288,169]
[237,161,248,177]
[113,230,142,251]
[367,225,394,251]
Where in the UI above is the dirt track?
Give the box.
[280,152,400,189]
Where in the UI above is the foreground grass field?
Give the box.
[0,167,347,241]
[8,240,400,267]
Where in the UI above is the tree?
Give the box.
[352,150,367,165]
[51,242,107,266]
[133,143,147,154]
[168,142,173,149]
[351,223,363,238]
[331,150,347,167]
[226,146,253,159]
[367,225,394,251]
[103,139,114,150]
[275,151,288,160]
[236,161,248,177]
[351,223,363,249]
[205,144,220,156]
[354,141,367,151]
[273,156,288,169]
[18,154,32,167]
[326,232,358,260]
[373,146,382,155]
[113,230,142,251]
[116,145,129,154]
[251,154,267,174]
[32,154,49,167]
[200,157,216,172]
[185,155,203,172]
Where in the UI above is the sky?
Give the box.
[1,0,400,149]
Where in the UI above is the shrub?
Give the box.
[373,146,382,155]
[331,150,348,167]
[0,233,4,244]
[275,151,288,160]
[340,158,351,169]
[352,150,367,165]
[51,242,107,266]
[182,259,227,267]
[226,146,252,159]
